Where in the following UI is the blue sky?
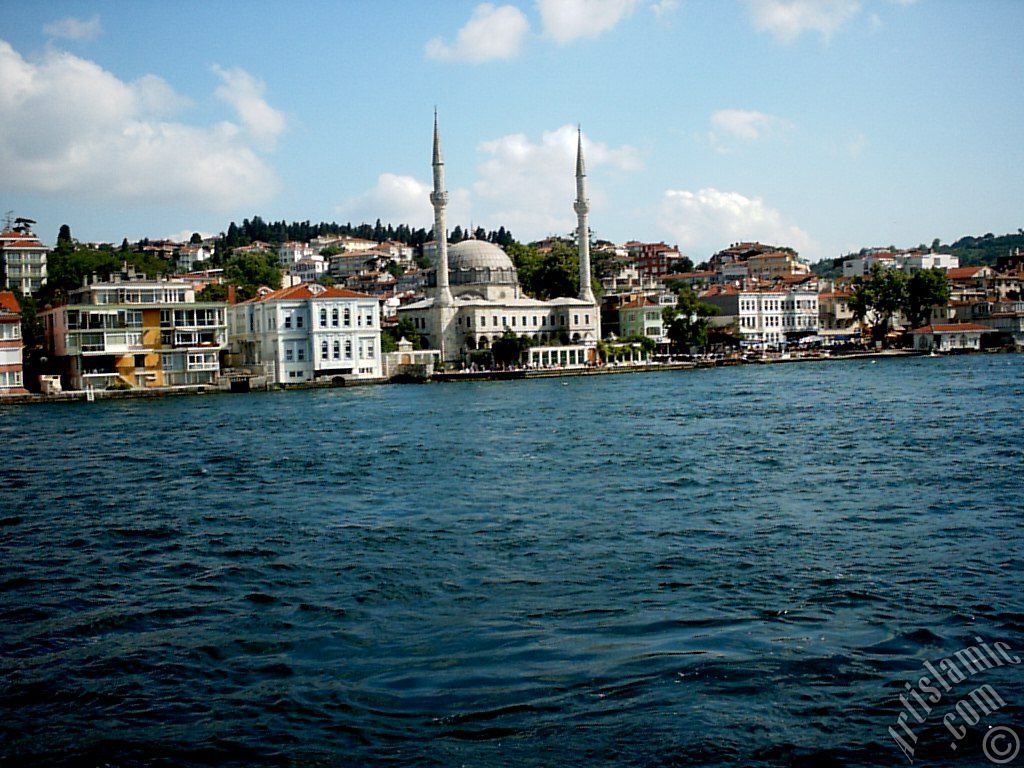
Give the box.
[1,0,1021,262]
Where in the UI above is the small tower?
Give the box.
[574,127,595,304]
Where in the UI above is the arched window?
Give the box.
[321,340,329,359]
[331,308,339,327]
[333,340,340,359]
[319,308,327,327]
[343,308,351,327]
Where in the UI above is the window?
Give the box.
[480,316,486,327]
[332,308,339,327]
[367,340,375,359]
[297,347,305,361]
[532,316,538,327]
[511,316,516,327]
[345,339,353,359]
[574,314,579,324]
[585,314,590,324]
[285,348,294,362]
[344,308,351,326]
[320,308,327,327]
[321,340,329,360]
[333,340,340,359]
[297,315,304,329]
[284,316,292,329]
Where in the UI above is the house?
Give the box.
[289,255,328,283]
[702,285,818,348]
[842,252,898,278]
[0,291,25,393]
[623,240,682,280]
[908,323,993,352]
[899,251,959,273]
[0,229,48,294]
[745,250,810,282]
[41,268,229,390]
[278,241,316,265]
[176,244,212,272]
[818,290,860,342]
[618,297,665,341]
[982,300,1024,347]
[228,283,382,383]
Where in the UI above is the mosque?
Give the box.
[397,115,601,366]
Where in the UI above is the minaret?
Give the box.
[574,126,595,304]
[431,110,454,308]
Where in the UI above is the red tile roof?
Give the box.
[0,291,21,314]
[249,284,372,303]
[946,266,989,280]
[618,297,660,309]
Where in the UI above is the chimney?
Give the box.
[227,284,237,305]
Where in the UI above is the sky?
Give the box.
[1,0,1022,263]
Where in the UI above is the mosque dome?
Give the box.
[447,239,517,286]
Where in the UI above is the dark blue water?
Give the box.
[1,354,1022,767]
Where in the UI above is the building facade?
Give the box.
[0,291,25,393]
[42,271,228,390]
[0,230,48,294]
[229,283,382,383]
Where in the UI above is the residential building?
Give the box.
[228,283,382,382]
[623,240,682,280]
[0,291,25,393]
[290,255,328,283]
[818,290,860,342]
[618,297,665,341]
[745,250,810,282]
[41,269,228,390]
[663,270,715,289]
[982,300,1024,347]
[278,241,316,265]
[0,229,48,294]
[899,251,959,273]
[703,285,818,348]
[842,252,898,277]
[908,323,993,352]
[177,244,212,272]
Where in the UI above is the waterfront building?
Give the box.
[703,285,818,348]
[397,116,600,364]
[818,290,861,342]
[618,297,666,341]
[228,283,382,383]
[909,323,993,352]
[0,291,25,393]
[41,268,228,390]
[981,300,1024,347]
[0,229,48,294]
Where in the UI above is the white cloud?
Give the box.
[745,0,860,43]
[211,65,285,147]
[42,15,101,41]
[425,4,530,62]
[473,124,640,239]
[537,0,640,43]
[0,40,280,211]
[710,109,790,141]
[337,173,471,229]
[659,188,815,256]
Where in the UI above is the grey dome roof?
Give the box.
[449,240,515,272]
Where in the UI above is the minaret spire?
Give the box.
[431,110,453,308]
[574,126,595,304]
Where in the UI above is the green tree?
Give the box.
[904,267,950,329]
[490,330,533,366]
[223,251,282,300]
[189,232,203,244]
[849,263,909,345]
[381,317,426,353]
[661,285,718,353]
[56,224,73,254]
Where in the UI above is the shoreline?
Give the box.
[0,348,991,406]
